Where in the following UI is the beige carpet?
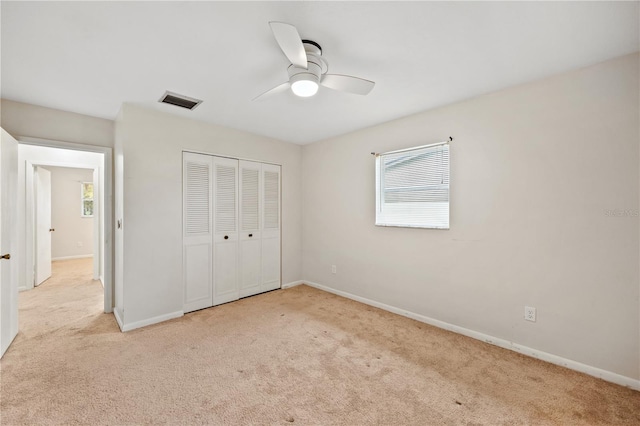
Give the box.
[1,259,638,425]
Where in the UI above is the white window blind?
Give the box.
[375,143,449,229]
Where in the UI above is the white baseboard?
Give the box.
[302,280,640,391]
[282,280,304,289]
[113,308,124,331]
[120,310,183,332]
[52,254,93,261]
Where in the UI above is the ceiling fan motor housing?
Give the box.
[288,41,324,85]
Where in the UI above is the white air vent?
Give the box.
[159,91,202,110]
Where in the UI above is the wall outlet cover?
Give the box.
[525,306,536,322]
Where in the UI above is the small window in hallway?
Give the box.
[81,182,94,217]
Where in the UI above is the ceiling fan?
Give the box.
[253,22,375,101]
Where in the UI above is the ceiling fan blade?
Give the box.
[320,74,375,95]
[252,82,290,101]
[269,22,307,69]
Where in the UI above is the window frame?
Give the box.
[375,141,450,230]
[81,181,94,218]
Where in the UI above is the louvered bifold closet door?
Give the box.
[183,153,214,313]
[213,156,240,306]
[239,160,262,298]
[261,164,281,292]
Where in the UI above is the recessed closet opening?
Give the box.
[182,151,281,313]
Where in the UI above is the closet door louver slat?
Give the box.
[264,170,280,230]
[241,168,259,231]
[185,162,210,235]
[216,165,237,233]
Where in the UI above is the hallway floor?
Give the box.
[17,258,103,338]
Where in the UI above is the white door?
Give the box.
[239,160,262,298]
[183,153,214,313]
[1,128,19,357]
[261,164,281,292]
[35,166,52,286]
[213,156,239,306]
[182,154,280,312]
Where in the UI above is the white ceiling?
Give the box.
[1,1,638,145]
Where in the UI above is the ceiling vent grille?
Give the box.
[159,91,202,110]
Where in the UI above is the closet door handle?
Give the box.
[248,234,253,237]
[224,235,229,240]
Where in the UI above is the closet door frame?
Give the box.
[183,151,282,313]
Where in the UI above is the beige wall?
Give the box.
[115,104,302,326]
[46,166,94,259]
[0,99,113,147]
[301,53,640,380]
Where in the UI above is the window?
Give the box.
[81,182,94,217]
[375,142,449,229]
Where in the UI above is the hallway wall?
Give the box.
[45,166,94,260]
[1,99,113,147]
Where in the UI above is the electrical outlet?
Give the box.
[524,306,536,322]
[331,265,337,274]
[77,241,83,248]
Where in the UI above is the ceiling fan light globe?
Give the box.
[291,79,319,97]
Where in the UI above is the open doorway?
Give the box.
[16,138,113,315]
[33,166,97,288]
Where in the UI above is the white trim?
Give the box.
[282,280,304,289]
[51,254,93,261]
[302,280,640,391]
[120,311,183,332]
[113,308,124,331]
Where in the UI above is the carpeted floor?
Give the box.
[1,258,639,425]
